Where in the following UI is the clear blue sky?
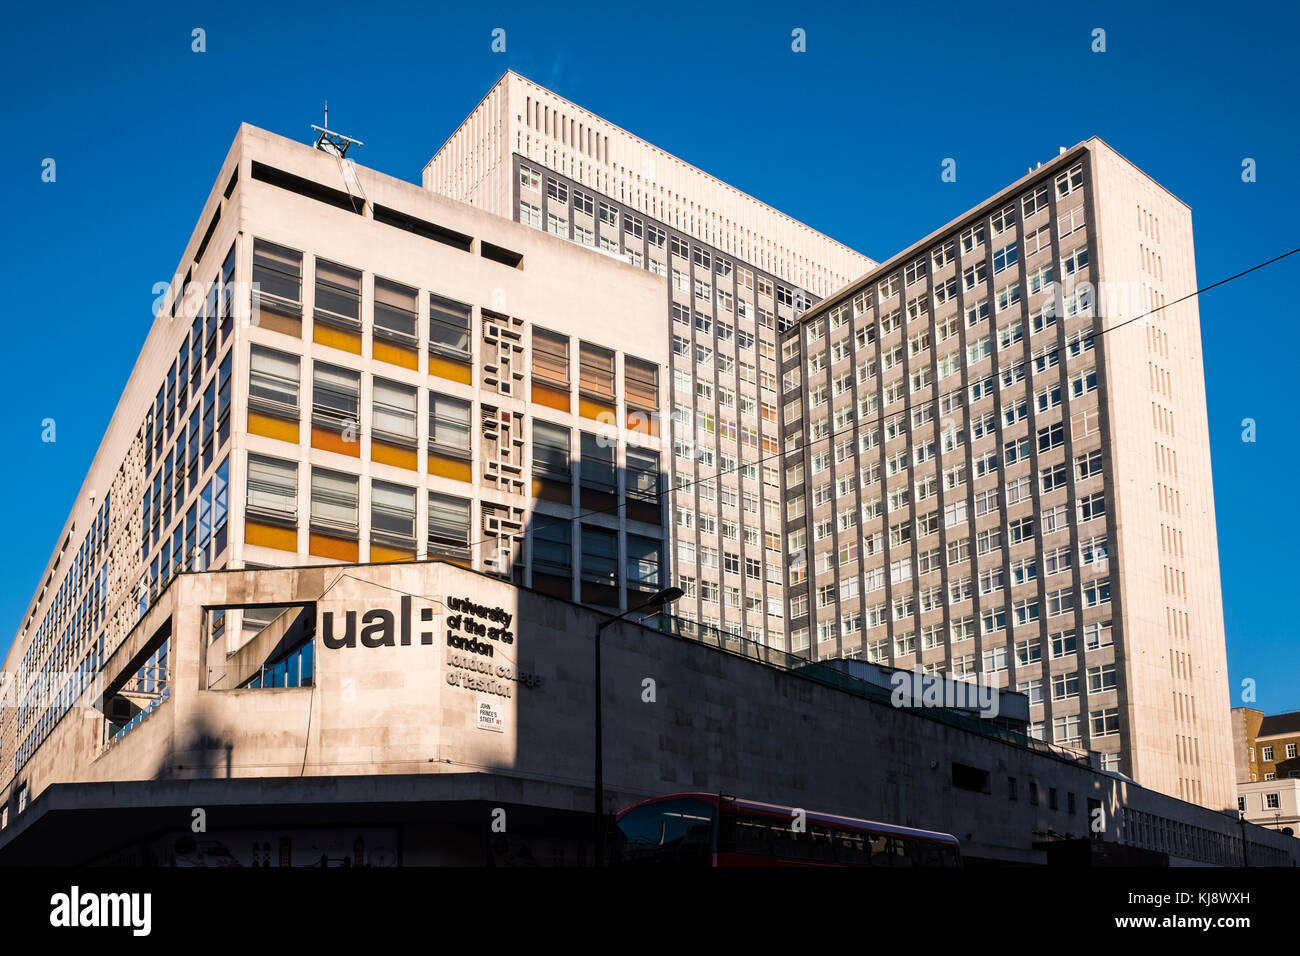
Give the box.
[2,0,1296,712]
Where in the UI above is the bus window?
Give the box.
[614,798,714,866]
[808,824,837,864]
[867,833,894,866]
[720,813,773,858]
[834,828,869,865]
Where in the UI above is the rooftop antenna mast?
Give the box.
[312,100,363,158]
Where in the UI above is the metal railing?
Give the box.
[654,614,1092,767]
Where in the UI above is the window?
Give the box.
[1083,578,1110,608]
[1018,680,1043,706]
[993,243,1019,275]
[991,203,1017,235]
[1022,184,1050,217]
[1078,491,1106,521]
[246,454,297,523]
[249,345,300,417]
[374,277,418,345]
[1087,664,1117,693]
[1052,671,1080,701]
[626,446,660,503]
[532,515,572,579]
[1056,163,1084,197]
[373,378,417,446]
[627,535,663,594]
[533,420,571,482]
[581,432,616,495]
[1090,709,1120,738]
[579,343,616,402]
[252,239,302,322]
[310,468,359,534]
[426,392,471,459]
[1038,422,1064,452]
[533,327,569,387]
[312,363,360,431]
[1076,449,1104,481]
[581,525,619,596]
[429,294,472,358]
[625,357,659,416]
[314,258,361,328]
[598,200,619,229]
[428,491,471,558]
[371,480,416,546]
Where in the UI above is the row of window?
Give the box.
[255,239,655,405]
[244,453,663,601]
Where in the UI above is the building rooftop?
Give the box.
[1259,712,1300,738]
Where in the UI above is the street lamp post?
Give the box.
[592,585,683,867]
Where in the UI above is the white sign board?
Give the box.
[477,697,505,733]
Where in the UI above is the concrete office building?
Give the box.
[1,74,1242,841]
[427,71,875,648]
[782,139,1234,812]
[1,559,1294,867]
[0,122,679,795]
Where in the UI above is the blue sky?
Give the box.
[1,0,1296,712]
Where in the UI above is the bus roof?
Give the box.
[616,792,960,846]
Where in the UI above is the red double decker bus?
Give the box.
[613,793,961,867]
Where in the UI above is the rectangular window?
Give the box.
[374,277,419,345]
[579,342,616,402]
[532,514,572,580]
[625,357,659,415]
[1087,663,1117,693]
[314,258,361,329]
[246,454,297,523]
[252,239,302,321]
[532,327,570,387]
[249,345,299,417]
[428,392,472,457]
[428,491,471,558]
[1052,671,1080,701]
[626,446,660,503]
[371,480,416,545]
[1090,709,1120,738]
[581,525,619,594]
[373,378,418,446]
[429,293,472,358]
[526,422,570,490]
[312,362,360,430]
[572,432,615,510]
[310,468,359,534]
[627,534,663,594]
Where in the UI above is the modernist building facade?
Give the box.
[781,140,1233,811]
[0,122,677,794]
[1,559,1293,867]
[426,71,875,649]
[1,75,1240,830]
